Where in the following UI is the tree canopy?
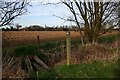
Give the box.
[61,0,119,44]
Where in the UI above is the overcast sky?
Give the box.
[14,0,74,27]
[13,0,119,27]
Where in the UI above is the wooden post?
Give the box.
[36,71,38,79]
[66,31,71,66]
[37,36,40,44]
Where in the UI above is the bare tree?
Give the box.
[0,0,30,27]
[61,0,119,44]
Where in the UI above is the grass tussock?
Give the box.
[14,45,39,57]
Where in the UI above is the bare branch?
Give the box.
[0,0,30,27]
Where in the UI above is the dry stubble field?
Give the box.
[3,31,119,48]
[2,31,81,48]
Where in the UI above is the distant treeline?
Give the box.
[1,25,81,31]
[1,24,119,31]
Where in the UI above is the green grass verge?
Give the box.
[30,70,59,78]
[30,59,119,78]
[56,61,118,78]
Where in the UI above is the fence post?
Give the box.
[37,36,40,44]
[66,31,71,66]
